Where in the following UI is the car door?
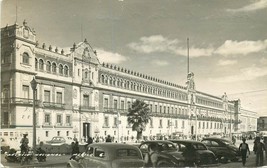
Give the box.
[93,147,109,168]
[82,146,97,168]
[203,140,225,157]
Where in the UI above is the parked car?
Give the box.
[139,140,186,167]
[201,137,241,162]
[67,143,144,168]
[46,136,68,145]
[170,139,219,167]
[1,137,10,154]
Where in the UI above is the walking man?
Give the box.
[239,138,250,166]
[253,136,266,166]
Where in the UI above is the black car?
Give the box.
[139,140,186,167]
[170,139,219,167]
[201,137,241,162]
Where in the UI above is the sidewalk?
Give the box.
[1,154,70,168]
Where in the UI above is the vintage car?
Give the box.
[170,139,219,167]
[46,136,70,145]
[139,140,187,167]
[67,143,144,168]
[201,137,241,162]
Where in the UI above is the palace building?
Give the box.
[1,21,258,142]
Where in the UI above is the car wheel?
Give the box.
[218,155,228,163]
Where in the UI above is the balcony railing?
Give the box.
[1,97,39,106]
[43,102,65,109]
[103,107,128,114]
[80,105,96,111]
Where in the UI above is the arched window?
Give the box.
[39,59,44,70]
[35,58,38,69]
[52,62,57,73]
[22,52,29,64]
[59,64,63,75]
[64,65,69,76]
[85,71,88,78]
[46,61,51,72]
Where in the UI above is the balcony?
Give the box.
[80,105,96,112]
[43,102,65,109]
[1,97,39,106]
[103,107,128,114]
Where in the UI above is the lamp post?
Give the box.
[30,77,38,163]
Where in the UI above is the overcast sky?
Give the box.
[1,0,267,116]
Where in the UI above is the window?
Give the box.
[114,117,118,127]
[182,121,184,128]
[78,69,80,76]
[104,98,109,108]
[83,95,89,107]
[45,114,50,124]
[85,71,88,78]
[117,149,138,157]
[66,131,69,136]
[127,101,131,109]
[104,116,109,127]
[159,119,162,128]
[150,118,153,127]
[64,65,69,76]
[114,100,118,109]
[45,131,49,137]
[95,148,105,158]
[159,106,162,113]
[3,54,11,64]
[175,120,178,128]
[46,61,51,72]
[44,90,51,102]
[66,116,71,125]
[39,59,44,70]
[52,62,57,73]
[56,114,62,124]
[22,52,29,64]
[35,58,38,69]
[56,92,62,104]
[120,100,125,109]
[155,105,157,113]
[22,85,29,99]
[57,131,60,136]
[59,64,63,75]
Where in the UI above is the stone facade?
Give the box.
[1,21,258,143]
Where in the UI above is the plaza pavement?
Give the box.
[0,154,70,168]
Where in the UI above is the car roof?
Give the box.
[202,137,231,141]
[141,140,174,143]
[88,143,140,150]
[170,139,204,144]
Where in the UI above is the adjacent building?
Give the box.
[1,21,258,143]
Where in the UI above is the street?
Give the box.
[1,139,267,167]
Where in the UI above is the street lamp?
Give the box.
[30,77,38,163]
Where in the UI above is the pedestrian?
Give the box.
[87,136,93,145]
[144,143,159,167]
[20,134,29,154]
[264,136,267,159]
[232,136,236,145]
[239,138,250,166]
[70,139,80,160]
[253,136,266,166]
[106,135,112,142]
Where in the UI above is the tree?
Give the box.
[127,99,151,141]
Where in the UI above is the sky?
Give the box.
[1,0,267,116]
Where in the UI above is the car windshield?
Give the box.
[221,139,233,145]
[116,149,140,158]
[157,142,177,151]
[192,143,207,150]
